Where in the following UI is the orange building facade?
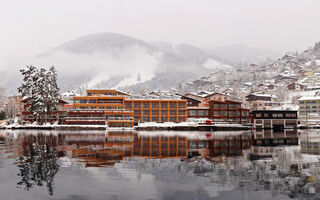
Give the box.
[65,90,187,127]
[124,99,187,123]
[65,90,134,127]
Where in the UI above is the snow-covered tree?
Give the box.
[47,66,60,112]
[18,66,60,124]
[0,86,7,111]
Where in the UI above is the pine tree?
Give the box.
[18,66,40,121]
[0,86,6,111]
[18,66,60,124]
[46,66,60,121]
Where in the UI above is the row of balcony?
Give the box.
[65,117,134,121]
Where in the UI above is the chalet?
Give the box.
[246,94,272,102]
[176,94,201,107]
[274,75,298,84]
[245,94,275,110]
[287,82,305,91]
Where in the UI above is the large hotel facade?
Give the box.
[65,89,187,127]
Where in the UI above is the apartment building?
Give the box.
[252,110,298,130]
[208,100,251,124]
[298,96,320,126]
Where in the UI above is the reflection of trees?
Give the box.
[16,134,59,195]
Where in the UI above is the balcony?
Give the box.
[65,117,105,121]
[108,117,134,121]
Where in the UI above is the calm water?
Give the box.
[0,129,319,200]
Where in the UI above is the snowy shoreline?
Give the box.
[0,121,253,131]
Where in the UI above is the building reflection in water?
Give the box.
[250,129,299,160]
[56,131,253,167]
[300,129,320,155]
[5,129,320,199]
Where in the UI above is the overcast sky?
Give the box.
[0,0,319,60]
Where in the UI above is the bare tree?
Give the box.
[0,86,7,111]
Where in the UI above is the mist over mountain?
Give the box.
[205,44,281,66]
[1,32,236,95]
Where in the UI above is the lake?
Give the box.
[0,129,318,200]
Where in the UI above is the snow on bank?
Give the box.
[137,122,198,128]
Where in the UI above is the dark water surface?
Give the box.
[0,129,318,200]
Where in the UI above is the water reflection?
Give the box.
[1,129,320,199]
[16,134,59,195]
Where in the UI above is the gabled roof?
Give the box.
[204,92,230,99]
[175,93,201,103]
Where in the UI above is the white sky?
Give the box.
[0,0,319,60]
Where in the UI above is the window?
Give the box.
[161,103,168,108]
[178,110,186,115]
[256,113,261,118]
[190,110,196,116]
[88,93,92,96]
[169,103,177,108]
[198,110,205,116]
[74,99,79,104]
[222,111,227,116]
[143,110,150,115]
[214,111,220,116]
[170,110,176,115]
[143,103,150,108]
[89,99,96,104]
[161,110,168,115]
[80,99,87,104]
[198,142,204,148]
[152,103,159,108]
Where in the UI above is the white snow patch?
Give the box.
[202,58,232,71]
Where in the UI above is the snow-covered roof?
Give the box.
[298,96,320,101]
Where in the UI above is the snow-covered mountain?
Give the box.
[1,32,232,94]
[205,44,280,66]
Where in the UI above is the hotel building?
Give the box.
[66,89,134,127]
[65,89,187,127]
